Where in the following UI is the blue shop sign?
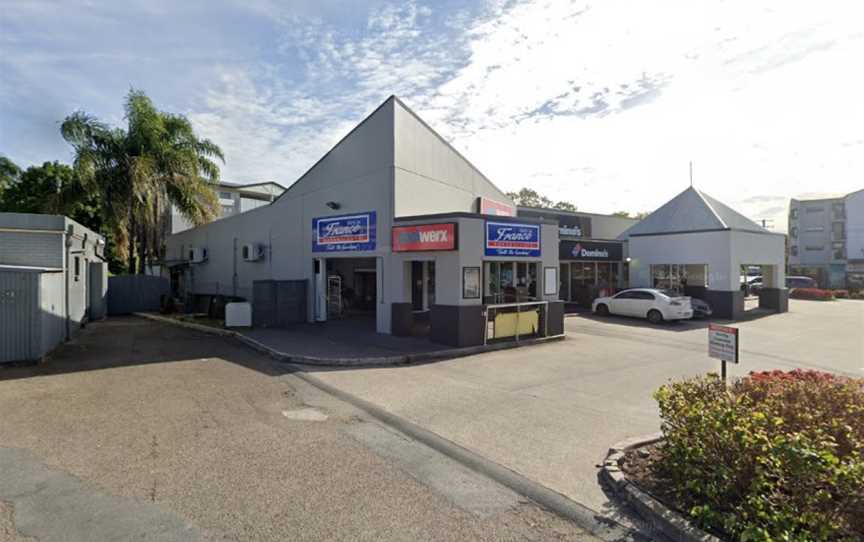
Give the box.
[485,221,541,257]
[312,211,376,252]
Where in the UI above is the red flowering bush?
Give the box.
[789,288,835,300]
[653,371,864,541]
[833,289,850,299]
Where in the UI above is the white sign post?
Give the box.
[708,323,739,381]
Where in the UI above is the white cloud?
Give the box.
[407,0,864,232]
[187,0,473,183]
[176,0,864,232]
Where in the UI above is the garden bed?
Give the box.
[616,370,864,542]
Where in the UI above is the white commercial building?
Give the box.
[621,187,788,319]
[165,97,564,346]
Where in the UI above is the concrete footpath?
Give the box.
[0,317,598,541]
[136,312,564,366]
[307,299,863,517]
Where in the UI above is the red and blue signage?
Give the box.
[485,221,541,257]
[477,196,517,217]
[392,223,457,252]
[312,211,376,252]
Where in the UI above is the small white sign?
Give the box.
[708,323,739,363]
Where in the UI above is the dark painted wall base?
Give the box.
[430,304,485,347]
[683,286,707,300]
[703,289,745,320]
[546,301,565,337]
[759,288,789,313]
[391,303,413,336]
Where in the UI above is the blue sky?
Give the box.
[2,0,863,229]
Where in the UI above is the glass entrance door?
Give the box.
[411,261,423,311]
[427,261,435,307]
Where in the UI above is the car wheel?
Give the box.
[647,309,664,325]
[595,304,609,316]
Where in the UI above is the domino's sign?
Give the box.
[312,211,376,252]
[485,221,541,257]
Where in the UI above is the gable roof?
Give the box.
[272,97,396,204]
[391,96,514,205]
[619,187,770,238]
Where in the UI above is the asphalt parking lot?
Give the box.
[311,299,864,515]
[0,317,597,542]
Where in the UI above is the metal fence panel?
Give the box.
[107,275,170,315]
[88,262,108,320]
[0,270,40,363]
[252,281,276,328]
[276,281,307,326]
[252,280,306,328]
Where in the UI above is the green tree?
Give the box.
[0,156,21,194]
[0,161,90,216]
[0,160,128,271]
[552,201,577,212]
[61,89,224,273]
[506,187,577,211]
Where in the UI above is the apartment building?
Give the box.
[788,189,864,288]
[170,181,286,234]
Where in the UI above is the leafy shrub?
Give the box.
[833,289,850,299]
[653,371,864,541]
[789,288,835,300]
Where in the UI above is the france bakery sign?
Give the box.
[392,223,457,252]
[485,221,541,257]
[312,211,376,252]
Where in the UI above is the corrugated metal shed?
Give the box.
[0,269,42,363]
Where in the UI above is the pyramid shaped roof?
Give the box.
[620,187,769,238]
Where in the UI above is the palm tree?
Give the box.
[61,89,223,273]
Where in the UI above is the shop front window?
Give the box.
[485,262,500,299]
[652,264,672,289]
[501,264,514,300]
[484,261,539,303]
[650,264,706,292]
[596,263,611,288]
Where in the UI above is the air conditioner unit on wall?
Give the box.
[189,247,208,263]
[242,243,265,262]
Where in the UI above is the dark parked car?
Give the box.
[786,276,817,289]
[691,298,713,318]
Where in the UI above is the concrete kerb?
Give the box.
[132,312,565,367]
[600,434,723,542]
[293,371,650,542]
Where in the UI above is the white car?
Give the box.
[592,288,693,324]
